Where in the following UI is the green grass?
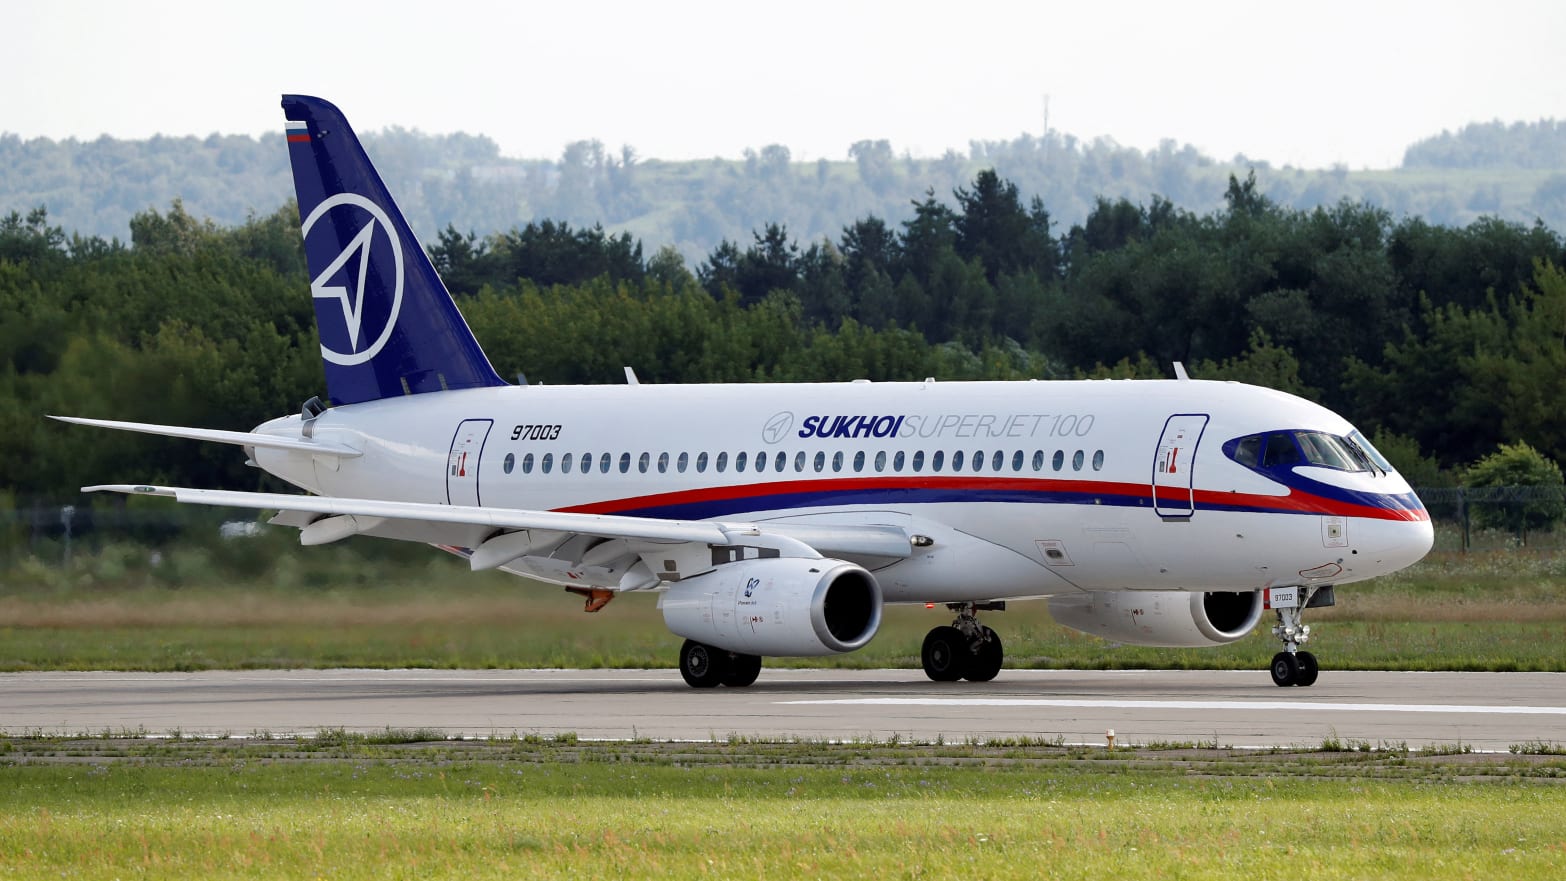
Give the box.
[1,537,1564,672]
[2,738,1564,880]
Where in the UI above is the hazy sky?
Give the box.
[11,0,1564,169]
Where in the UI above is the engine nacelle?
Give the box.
[660,558,882,656]
[1047,590,1264,648]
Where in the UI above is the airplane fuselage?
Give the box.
[254,376,1432,604]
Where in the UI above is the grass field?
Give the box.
[2,736,1564,880]
[1,534,1564,672]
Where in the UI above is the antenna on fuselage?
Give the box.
[1172,362,1190,381]
[624,366,641,385]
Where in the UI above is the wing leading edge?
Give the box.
[81,484,914,583]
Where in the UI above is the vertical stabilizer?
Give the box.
[281,95,506,406]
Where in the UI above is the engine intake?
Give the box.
[1047,589,1264,648]
[660,557,882,656]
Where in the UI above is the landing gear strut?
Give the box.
[921,602,1005,683]
[1269,587,1326,687]
[678,639,763,688]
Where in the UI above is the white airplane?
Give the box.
[57,95,1434,688]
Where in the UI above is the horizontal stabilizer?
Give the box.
[50,416,362,459]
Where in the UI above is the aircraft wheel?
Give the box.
[922,626,968,682]
[1269,651,1301,687]
[1295,651,1319,687]
[680,640,729,688]
[964,627,1004,682]
[723,653,763,688]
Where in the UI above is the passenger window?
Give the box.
[1072,450,1085,471]
[542,453,554,474]
[912,450,925,472]
[657,452,670,473]
[832,451,843,472]
[757,451,768,473]
[994,451,1005,471]
[716,452,728,473]
[774,451,786,472]
[972,450,984,473]
[696,452,708,473]
[561,453,573,474]
[893,451,905,472]
[813,451,825,472]
[581,452,592,474]
[952,451,965,471]
[735,451,747,472]
[874,451,887,472]
[600,452,611,474]
[677,452,689,473]
[1093,450,1104,470]
[1032,450,1044,471]
[854,451,866,472]
[522,453,535,474]
[1052,450,1064,471]
[503,453,515,475]
[794,451,806,472]
[932,450,945,472]
[1011,450,1023,471]
[638,452,650,473]
[619,452,630,474]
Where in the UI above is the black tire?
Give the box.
[1295,651,1319,687]
[921,626,968,682]
[723,653,763,688]
[679,640,729,688]
[964,627,1004,682]
[1270,651,1300,687]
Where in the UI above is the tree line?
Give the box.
[4,119,1565,266]
[2,167,1565,504]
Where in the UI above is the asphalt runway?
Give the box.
[3,669,1563,751]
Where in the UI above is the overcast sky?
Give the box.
[10,0,1564,169]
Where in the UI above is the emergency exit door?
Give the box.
[1152,414,1208,518]
[446,419,493,506]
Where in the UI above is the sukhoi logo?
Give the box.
[302,193,405,366]
[762,411,794,444]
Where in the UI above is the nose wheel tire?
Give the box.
[1294,650,1319,686]
[1270,651,1319,687]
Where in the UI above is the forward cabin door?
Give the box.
[1152,414,1208,518]
[446,419,493,506]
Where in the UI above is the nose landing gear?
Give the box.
[1269,586,1332,687]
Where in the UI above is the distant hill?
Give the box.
[1,120,1562,259]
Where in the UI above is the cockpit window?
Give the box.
[1295,432,1361,470]
[1262,432,1303,468]
[1348,430,1394,474]
[1230,430,1374,473]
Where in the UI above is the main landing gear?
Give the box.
[678,639,763,688]
[921,602,1005,683]
[1269,586,1333,687]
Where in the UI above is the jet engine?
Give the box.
[1047,590,1264,648]
[660,557,882,656]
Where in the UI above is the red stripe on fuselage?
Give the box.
[553,476,1428,522]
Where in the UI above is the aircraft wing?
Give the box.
[82,484,915,588]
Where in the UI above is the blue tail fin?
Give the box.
[281,94,506,406]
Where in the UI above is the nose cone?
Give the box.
[1353,505,1434,580]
